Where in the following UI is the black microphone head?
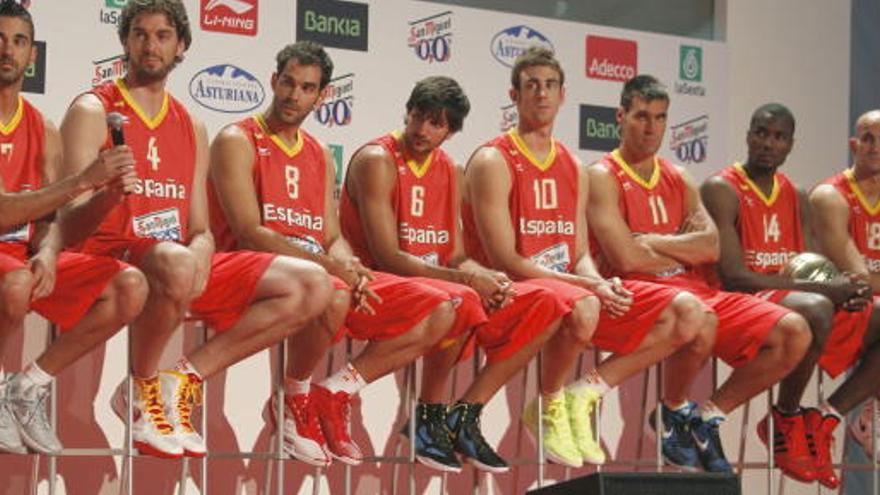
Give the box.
[107,112,127,146]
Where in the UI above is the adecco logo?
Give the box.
[579,104,619,152]
[490,25,553,68]
[22,40,45,94]
[669,115,708,164]
[188,64,265,113]
[201,0,258,36]
[585,35,637,82]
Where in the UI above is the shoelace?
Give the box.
[329,393,353,441]
[462,412,495,456]
[544,400,568,429]
[290,395,325,443]
[424,408,454,452]
[139,379,174,434]
[174,375,202,433]
[17,386,49,428]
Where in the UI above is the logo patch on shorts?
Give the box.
[530,243,570,273]
[133,208,182,241]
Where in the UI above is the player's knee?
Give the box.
[0,269,33,321]
[149,246,197,302]
[327,288,351,323]
[777,313,812,369]
[565,296,600,347]
[425,300,456,342]
[669,292,704,345]
[291,263,332,321]
[110,268,148,322]
[793,293,834,346]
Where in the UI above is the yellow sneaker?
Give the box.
[565,389,606,464]
[523,395,583,468]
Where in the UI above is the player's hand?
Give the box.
[466,270,513,310]
[840,272,872,312]
[486,271,516,311]
[679,210,709,234]
[591,277,633,318]
[28,249,58,300]
[83,146,135,189]
[821,273,867,310]
[188,247,212,299]
[341,257,380,314]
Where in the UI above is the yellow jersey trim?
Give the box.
[115,78,168,130]
[845,168,880,215]
[508,128,556,172]
[392,130,433,179]
[733,162,779,206]
[611,148,660,189]
[0,96,24,136]
[254,114,303,158]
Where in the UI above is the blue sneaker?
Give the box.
[690,415,732,472]
[648,402,699,470]
[402,403,461,473]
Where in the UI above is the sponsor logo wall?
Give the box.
[18,1,727,493]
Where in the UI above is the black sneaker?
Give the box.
[690,415,732,473]
[446,402,509,473]
[648,402,699,471]
[401,403,461,472]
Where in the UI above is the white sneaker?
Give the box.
[159,370,206,458]
[6,374,62,454]
[851,401,880,461]
[111,377,183,459]
[0,379,26,454]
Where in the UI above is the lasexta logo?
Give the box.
[297,0,368,52]
[188,64,265,113]
[105,0,127,6]
[201,0,258,36]
[490,26,553,68]
[408,11,452,63]
[314,73,354,127]
[585,35,637,82]
[579,105,619,152]
[22,40,45,94]
[92,54,126,87]
[679,45,702,82]
[669,115,708,164]
[99,0,128,25]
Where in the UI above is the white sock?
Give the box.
[568,370,611,397]
[21,361,53,388]
[320,363,367,395]
[820,401,844,421]
[699,400,726,423]
[542,388,565,407]
[174,358,203,381]
[285,376,311,396]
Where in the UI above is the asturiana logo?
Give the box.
[669,115,708,164]
[92,55,127,87]
[314,73,354,127]
[407,11,452,63]
[188,64,265,113]
[490,25,553,68]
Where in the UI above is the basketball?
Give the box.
[780,253,840,281]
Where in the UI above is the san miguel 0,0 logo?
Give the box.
[490,26,553,68]
[669,115,709,164]
[188,64,265,113]
[314,73,354,127]
[408,11,452,63]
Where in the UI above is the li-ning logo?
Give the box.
[201,0,258,36]
[585,35,637,82]
[314,73,354,127]
[407,11,452,63]
[676,45,706,97]
[669,115,708,164]
[92,55,127,87]
[499,103,518,131]
[188,64,265,113]
[490,26,553,68]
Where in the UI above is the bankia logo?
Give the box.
[579,104,619,152]
[201,0,258,36]
[22,40,45,94]
[408,11,452,63]
[490,25,553,68]
[585,35,637,82]
[92,54,126,87]
[314,73,354,127]
[676,45,706,96]
[189,64,265,113]
[297,0,368,52]
[99,0,128,25]
[669,115,708,164]
[499,103,518,131]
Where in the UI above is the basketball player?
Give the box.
[340,75,566,472]
[58,0,332,459]
[811,108,880,464]
[460,47,711,470]
[209,42,455,468]
[0,0,147,455]
[588,75,812,472]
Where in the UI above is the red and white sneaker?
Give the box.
[111,377,183,459]
[850,401,880,461]
[311,385,363,465]
[804,408,841,489]
[757,407,817,482]
[159,370,206,458]
[264,393,330,467]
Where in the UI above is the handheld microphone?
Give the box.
[107,112,127,146]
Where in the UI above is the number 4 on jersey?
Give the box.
[146,137,161,171]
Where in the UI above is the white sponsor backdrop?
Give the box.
[1,1,729,494]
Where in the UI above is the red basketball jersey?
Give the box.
[824,170,880,274]
[340,131,456,267]
[717,163,804,274]
[597,149,689,278]
[84,79,196,246]
[462,130,578,274]
[210,115,327,253]
[0,97,45,245]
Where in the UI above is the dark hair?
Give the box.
[405,76,470,133]
[119,0,192,51]
[0,0,33,41]
[275,41,334,90]
[620,74,669,111]
[510,46,565,90]
[750,103,796,134]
